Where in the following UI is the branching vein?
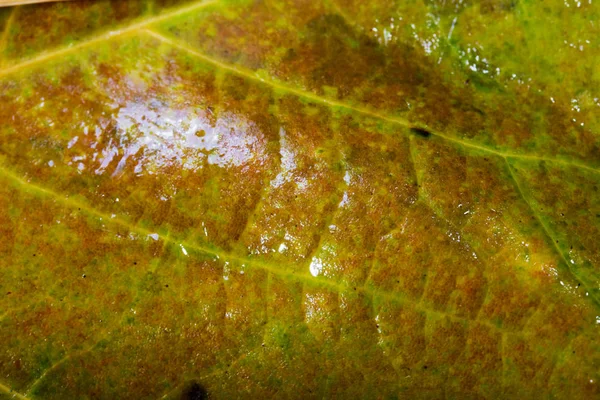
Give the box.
[505,159,600,308]
[0,4,597,175]
[0,163,534,337]
[0,0,218,77]
[142,29,600,176]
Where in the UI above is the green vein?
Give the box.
[0,382,29,400]
[0,3,597,175]
[0,6,18,66]
[142,28,600,176]
[404,135,492,321]
[505,159,600,309]
[0,164,524,337]
[505,153,600,176]
[0,0,219,77]
[326,0,600,179]
[21,245,160,396]
[301,153,348,275]
[24,301,137,397]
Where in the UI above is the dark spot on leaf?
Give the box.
[410,127,432,138]
[82,274,86,278]
[180,381,208,400]
[423,365,428,370]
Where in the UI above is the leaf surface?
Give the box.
[0,0,599,399]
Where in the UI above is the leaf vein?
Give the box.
[141,28,600,175]
[0,0,219,77]
[505,158,600,308]
[0,164,532,337]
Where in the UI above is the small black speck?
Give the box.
[423,365,428,370]
[577,283,581,288]
[33,254,36,257]
[82,274,86,278]
[181,381,208,400]
[165,284,169,288]
[133,262,137,265]
[6,292,11,295]
[410,127,432,139]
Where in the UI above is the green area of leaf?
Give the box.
[0,0,599,399]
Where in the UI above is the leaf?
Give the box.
[0,0,599,399]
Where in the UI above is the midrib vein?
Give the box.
[0,5,596,175]
[142,29,600,175]
[0,164,528,337]
[146,22,600,311]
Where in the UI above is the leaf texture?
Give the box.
[0,0,599,399]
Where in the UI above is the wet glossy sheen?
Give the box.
[0,0,599,399]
